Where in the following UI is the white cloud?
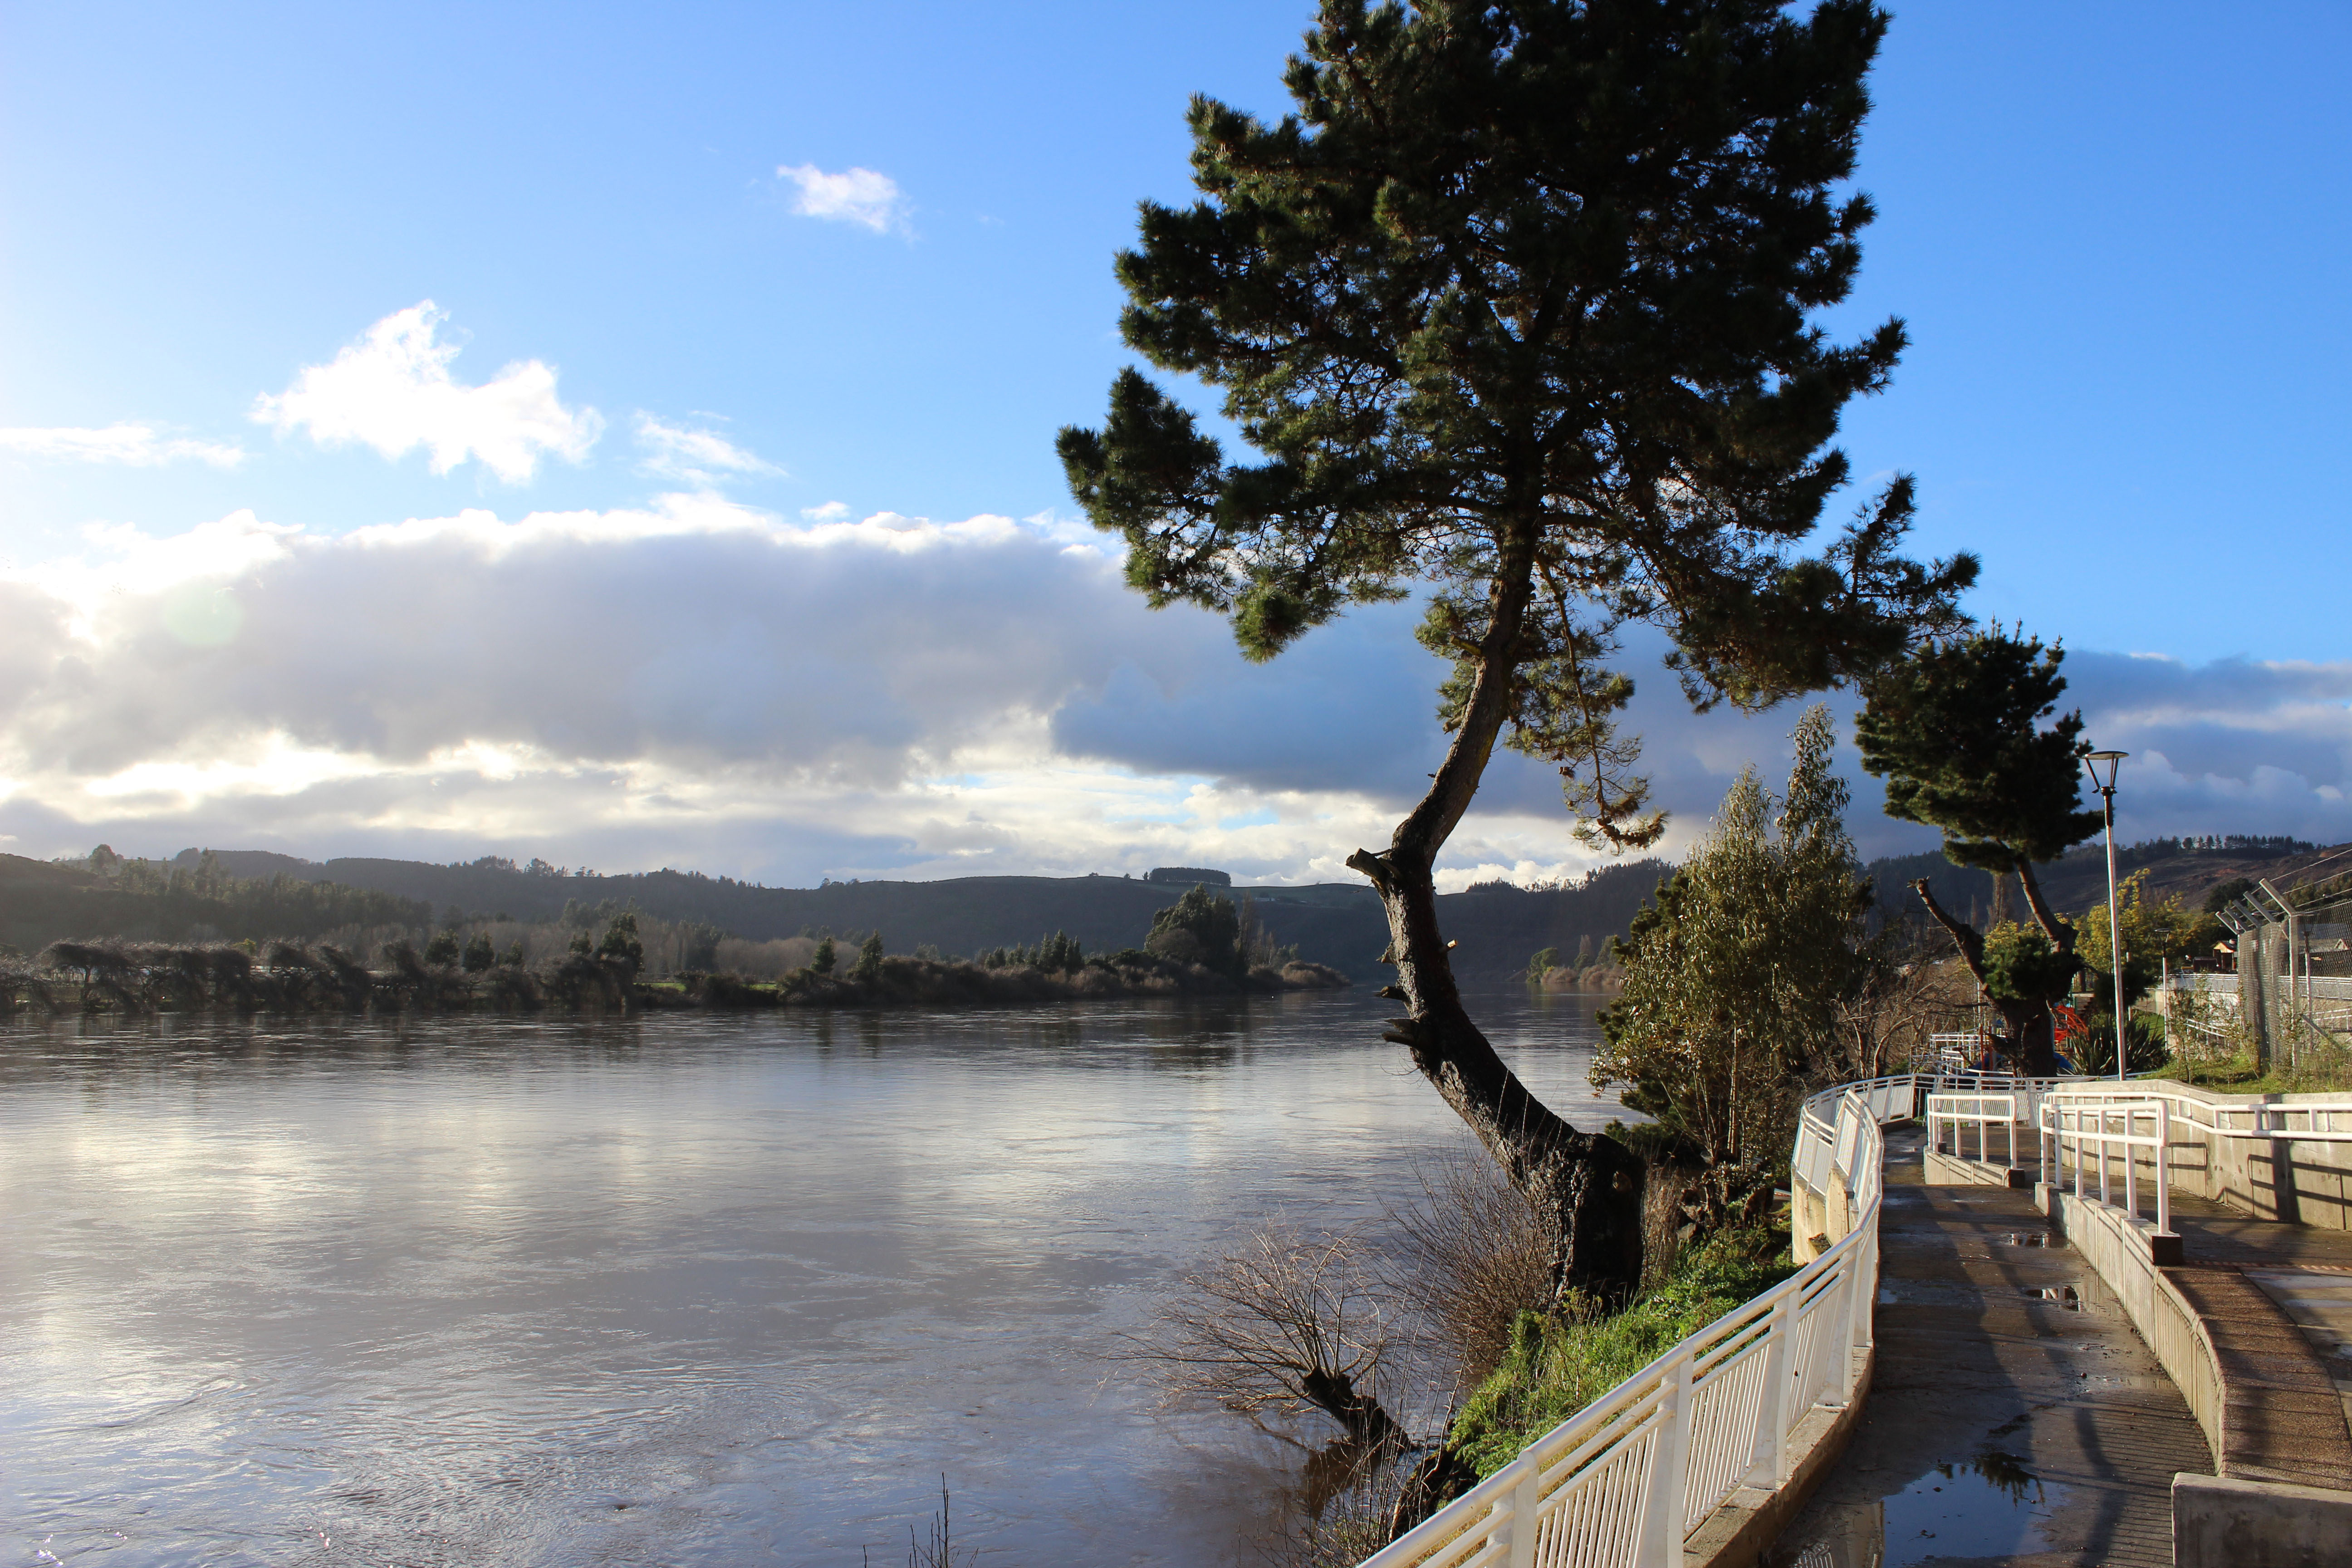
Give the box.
[0,504,2341,884]
[252,302,603,482]
[633,414,782,486]
[800,501,852,523]
[0,423,245,469]
[777,163,909,234]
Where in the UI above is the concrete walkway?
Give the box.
[1768,1126,2210,1568]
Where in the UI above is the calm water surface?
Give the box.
[0,987,1611,1566]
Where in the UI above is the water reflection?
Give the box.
[0,987,1612,1567]
[1775,1449,2064,1568]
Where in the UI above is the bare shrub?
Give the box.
[714,935,818,979]
[1382,1140,1553,1387]
[1124,1220,1409,1455]
[1254,1465,1411,1568]
[1823,923,1978,1083]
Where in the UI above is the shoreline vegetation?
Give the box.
[1,886,1350,1019]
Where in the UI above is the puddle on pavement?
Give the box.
[2019,1284,2085,1310]
[1772,1450,2068,1567]
[2000,1231,2053,1247]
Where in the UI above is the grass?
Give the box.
[1445,1229,1795,1479]
[2146,1048,2352,1096]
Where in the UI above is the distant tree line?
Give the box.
[0,848,436,955]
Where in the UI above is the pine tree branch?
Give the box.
[2014,860,2075,952]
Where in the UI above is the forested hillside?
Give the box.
[11,849,1675,983]
[15,835,2334,981]
[0,850,431,955]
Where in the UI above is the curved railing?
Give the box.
[1360,1073,2043,1568]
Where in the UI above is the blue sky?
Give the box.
[2,1,2347,885]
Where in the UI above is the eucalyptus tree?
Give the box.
[1596,706,1872,1226]
[1059,0,1972,1299]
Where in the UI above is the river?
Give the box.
[0,986,1613,1567]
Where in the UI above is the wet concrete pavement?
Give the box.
[1768,1125,2210,1568]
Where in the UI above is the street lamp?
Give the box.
[2084,750,2130,1081]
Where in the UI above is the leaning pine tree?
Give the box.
[1854,628,2103,1074]
[1059,0,1972,1303]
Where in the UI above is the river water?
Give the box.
[0,987,1613,1567]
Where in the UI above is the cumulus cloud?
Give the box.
[252,303,603,481]
[777,163,909,234]
[633,414,781,486]
[2060,650,2352,843]
[1,503,2342,884]
[0,423,245,468]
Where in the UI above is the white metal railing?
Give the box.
[1928,1031,1996,1073]
[1360,1074,1960,1568]
[2033,1082,2352,1250]
[2042,1095,2174,1239]
[1925,1093,2024,1168]
[2163,972,2239,996]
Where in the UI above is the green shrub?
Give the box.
[1448,1230,1793,1479]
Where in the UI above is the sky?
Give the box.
[2,1,2347,888]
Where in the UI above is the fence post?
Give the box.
[1749,1290,1799,1488]
[1637,1355,1694,1564]
[1504,1454,1539,1568]
[2157,1100,2172,1238]
[1846,1210,1872,1363]
[2099,1108,2112,1206]
[2124,1104,2138,1221]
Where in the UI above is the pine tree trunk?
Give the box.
[1910,877,2059,1076]
[1349,529,1646,1307]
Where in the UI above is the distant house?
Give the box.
[1146,866,1232,887]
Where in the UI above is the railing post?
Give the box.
[2099,1109,2112,1205]
[2073,1107,2085,1198]
[2157,1100,2173,1238]
[1749,1289,1798,1489]
[1847,1218,1872,1362]
[1505,1454,1539,1568]
[1639,1355,1694,1565]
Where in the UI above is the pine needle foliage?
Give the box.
[1059,0,1975,849]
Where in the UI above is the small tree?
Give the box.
[811,936,837,976]
[852,932,886,984]
[423,930,461,967]
[2069,870,2211,1073]
[597,912,643,988]
[1060,0,1970,1301]
[1594,706,1869,1227]
[461,931,496,973]
[1855,628,2101,1072]
[1146,885,1245,975]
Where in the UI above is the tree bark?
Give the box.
[2014,860,2076,951]
[1298,1368,1411,1455]
[1349,527,1646,1307]
[1910,877,2058,1076]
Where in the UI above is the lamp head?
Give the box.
[2083,750,2128,792]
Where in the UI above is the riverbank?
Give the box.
[0,941,1348,1018]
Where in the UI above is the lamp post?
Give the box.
[2084,750,2130,1081]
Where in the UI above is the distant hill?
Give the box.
[19,833,2334,976]
[1867,836,2343,927]
[0,852,433,954]
[132,848,1678,982]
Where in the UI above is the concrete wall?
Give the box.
[1789,1169,1859,1263]
[2153,1082,2352,1230]
[2175,1474,2352,1568]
